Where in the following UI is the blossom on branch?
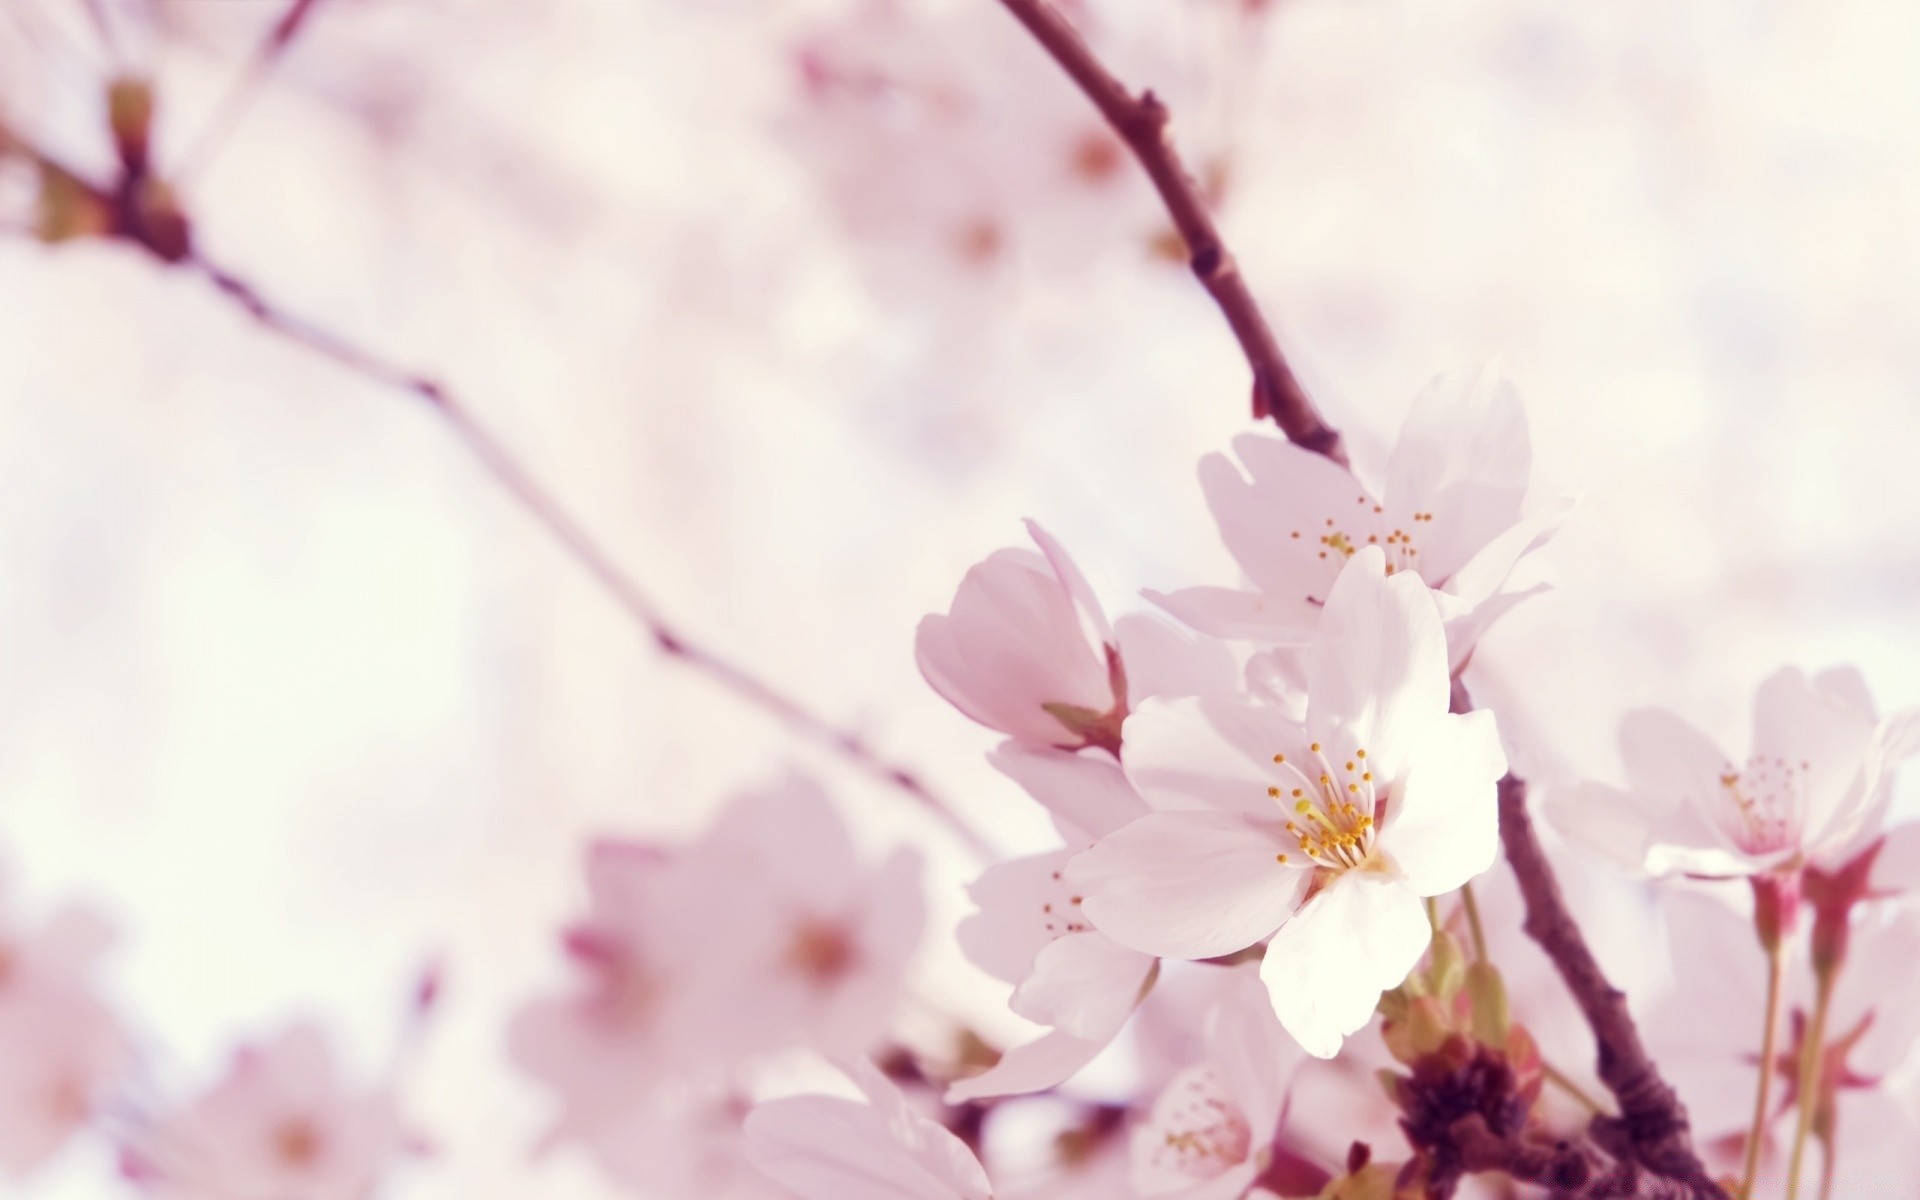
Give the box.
[1069,548,1507,1058]
[1149,364,1561,672]
[1549,666,1920,882]
[122,1023,413,1200]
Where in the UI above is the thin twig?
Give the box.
[174,0,331,183]
[181,254,993,861]
[1449,1113,1718,1200]
[988,0,1346,463]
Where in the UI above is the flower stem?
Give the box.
[1739,939,1787,1198]
[1460,881,1489,962]
[1785,970,1836,1200]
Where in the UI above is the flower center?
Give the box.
[1717,754,1810,855]
[1268,742,1380,871]
[1143,1067,1252,1183]
[1288,495,1435,583]
[786,917,861,987]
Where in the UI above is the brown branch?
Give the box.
[5,111,990,860]
[988,0,1346,464]
[1449,1114,1718,1200]
[1453,679,1722,1196]
[175,0,333,182]
[182,256,994,861]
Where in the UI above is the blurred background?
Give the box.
[2,0,1918,1195]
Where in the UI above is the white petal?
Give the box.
[1122,694,1308,819]
[1068,812,1309,959]
[1009,931,1155,1040]
[1205,436,1361,604]
[1146,584,1316,643]
[746,1067,991,1200]
[1259,873,1430,1059]
[1304,548,1449,778]
[1380,709,1506,896]
[1113,612,1241,704]
[989,743,1146,843]
[1751,667,1874,850]
[956,851,1078,985]
[944,1028,1109,1103]
[1382,363,1531,585]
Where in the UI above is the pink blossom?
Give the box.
[949,749,1157,1102]
[1646,891,1920,1190]
[917,521,1126,749]
[1130,966,1299,1200]
[511,777,925,1183]
[1070,548,1507,1057]
[124,1023,411,1200]
[744,1058,993,1200]
[1548,666,1920,880]
[0,885,129,1179]
[1149,364,1560,670]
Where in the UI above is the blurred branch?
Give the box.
[1449,1114,1718,1200]
[185,256,996,862]
[1449,682,1724,1199]
[988,0,1346,463]
[175,0,332,182]
[0,113,993,863]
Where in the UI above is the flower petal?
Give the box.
[1010,930,1155,1040]
[989,743,1146,843]
[1259,873,1430,1058]
[1068,812,1309,959]
[1304,547,1449,778]
[1122,694,1308,819]
[944,1028,1109,1103]
[1380,709,1505,896]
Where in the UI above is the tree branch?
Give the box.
[1449,1114,1718,1200]
[1444,683,1721,1197]
[988,0,1346,463]
[184,255,995,862]
[1,117,992,862]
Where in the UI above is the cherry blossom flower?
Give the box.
[949,748,1157,1101]
[1130,965,1301,1200]
[512,777,925,1183]
[1149,364,1560,670]
[744,1057,993,1200]
[917,521,1126,750]
[1646,891,1920,1191]
[0,887,129,1179]
[1069,548,1507,1057]
[1548,666,1920,881]
[124,1023,412,1200]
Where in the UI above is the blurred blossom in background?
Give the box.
[1,0,1918,1196]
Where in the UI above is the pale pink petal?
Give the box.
[1130,1062,1261,1200]
[1200,435,1365,611]
[1303,548,1449,778]
[1205,966,1299,1139]
[1027,518,1115,648]
[1812,665,1879,720]
[989,744,1146,842]
[1146,584,1312,643]
[1009,931,1155,1040]
[1379,709,1505,896]
[1113,613,1240,704]
[746,1061,991,1200]
[1381,364,1531,585]
[1868,822,1920,896]
[944,1028,1108,1103]
[1259,873,1430,1058]
[703,775,862,909]
[956,850,1080,985]
[1750,667,1874,853]
[1069,812,1309,960]
[1122,695,1313,819]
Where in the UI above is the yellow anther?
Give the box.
[1356,750,1367,759]
[1267,786,1280,797]
[1362,772,1372,782]
[1273,753,1286,763]
[1310,743,1321,752]
[1294,799,1312,814]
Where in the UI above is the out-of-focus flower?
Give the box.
[949,750,1157,1101]
[1646,891,1920,1190]
[1070,549,1506,1057]
[1549,666,1920,881]
[512,777,925,1185]
[123,1023,412,1200]
[1130,965,1303,1200]
[744,1057,993,1200]
[0,884,130,1179]
[1150,365,1560,671]
[917,520,1126,751]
